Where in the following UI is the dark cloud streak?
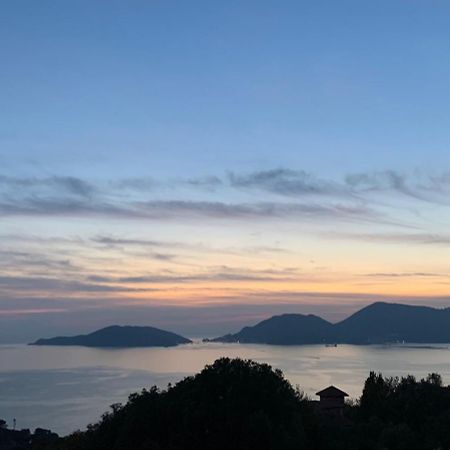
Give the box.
[0,275,156,294]
[228,169,342,196]
[0,175,95,198]
[0,196,381,224]
[2,169,450,226]
[88,266,303,284]
[324,231,450,246]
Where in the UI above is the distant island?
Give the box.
[30,325,192,348]
[209,302,450,345]
[30,302,450,348]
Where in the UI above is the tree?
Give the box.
[56,358,320,450]
[424,372,442,386]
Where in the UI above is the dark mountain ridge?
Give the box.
[211,302,450,345]
[216,313,334,345]
[335,302,450,344]
[30,325,192,348]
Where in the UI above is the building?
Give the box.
[315,385,349,416]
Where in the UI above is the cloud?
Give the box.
[134,200,381,224]
[0,234,290,272]
[323,231,450,246]
[365,272,446,278]
[346,171,407,192]
[111,177,156,191]
[228,169,341,196]
[0,275,156,294]
[226,168,450,205]
[345,170,450,204]
[91,235,290,258]
[0,234,85,245]
[52,176,95,198]
[0,249,77,272]
[88,266,302,285]
[0,197,132,218]
[184,175,223,190]
[2,169,450,227]
[0,175,95,198]
[140,200,312,219]
[147,252,178,261]
[0,195,380,224]
[111,175,223,192]
[92,236,167,246]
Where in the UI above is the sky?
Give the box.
[1,1,450,342]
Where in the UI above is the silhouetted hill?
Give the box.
[30,325,192,348]
[43,358,317,450]
[31,359,450,450]
[335,302,450,344]
[214,313,333,345]
[211,302,450,345]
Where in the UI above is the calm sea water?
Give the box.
[1,341,450,435]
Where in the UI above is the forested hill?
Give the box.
[24,358,450,450]
[210,302,450,345]
[30,325,192,348]
[213,313,334,345]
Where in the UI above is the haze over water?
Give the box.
[2,342,450,435]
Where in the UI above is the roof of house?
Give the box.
[316,385,349,398]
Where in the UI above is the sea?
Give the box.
[1,341,450,436]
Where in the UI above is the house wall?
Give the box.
[319,396,345,410]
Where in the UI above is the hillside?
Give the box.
[211,302,450,345]
[38,358,317,450]
[30,325,192,348]
[214,313,334,345]
[26,359,450,450]
[334,302,450,344]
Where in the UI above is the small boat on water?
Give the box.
[325,343,338,347]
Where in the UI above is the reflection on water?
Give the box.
[1,342,450,435]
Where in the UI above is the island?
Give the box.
[30,325,192,348]
[208,302,450,345]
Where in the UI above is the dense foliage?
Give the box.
[28,359,450,450]
[43,358,318,450]
[318,371,450,450]
[355,371,450,449]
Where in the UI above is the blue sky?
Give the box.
[3,1,450,177]
[1,1,450,341]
